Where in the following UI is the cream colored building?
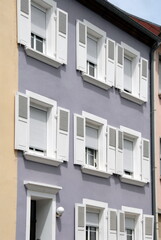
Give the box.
[0,0,17,239]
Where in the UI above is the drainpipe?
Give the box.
[150,40,161,240]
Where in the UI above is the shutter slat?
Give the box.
[116,130,123,175]
[106,38,115,86]
[143,215,154,240]
[56,8,68,64]
[115,44,124,90]
[140,57,148,102]
[15,92,29,151]
[108,209,117,240]
[118,210,125,240]
[74,114,85,165]
[75,204,86,240]
[76,21,87,72]
[18,0,31,46]
[107,126,117,173]
[142,138,150,182]
[57,107,70,161]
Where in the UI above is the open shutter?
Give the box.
[17,0,31,46]
[140,58,148,102]
[56,8,68,64]
[106,38,115,86]
[76,20,87,72]
[57,107,70,162]
[143,215,154,240]
[75,204,86,240]
[15,92,29,151]
[118,211,125,240]
[115,44,124,90]
[107,126,117,174]
[108,209,117,240]
[142,139,150,182]
[74,114,85,165]
[116,130,123,175]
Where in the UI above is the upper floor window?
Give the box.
[76,19,115,90]
[17,0,68,68]
[116,42,148,104]
[15,91,70,166]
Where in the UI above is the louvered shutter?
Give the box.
[116,130,123,175]
[108,209,117,240]
[115,44,124,90]
[76,21,87,72]
[15,92,29,151]
[17,0,31,46]
[107,126,117,173]
[106,38,115,86]
[143,215,154,240]
[74,114,85,165]
[142,139,150,182]
[140,58,148,102]
[56,8,68,64]
[57,107,70,162]
[75,204,86,240]
[118,211,125,240]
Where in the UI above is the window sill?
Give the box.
[25,47,63,68]
[24,152,63,167]
[24,181,62,195]
[82,73,111,90]
[120,90,145,105]
[81,165,111,178]
[120,175,147,187]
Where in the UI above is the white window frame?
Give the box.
[81,111,110,178]
[18,0,68,68]
[83,199,108,240]
[24,181,62,240]
[122,206,143,240]
[120,126,146,186]
[79,20,112,90]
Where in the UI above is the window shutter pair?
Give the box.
[142,139,150,182]
[18,0,68,64]
[75,204,86,240]
[107,126,123,175]
[15,92,70,162]
[108,209,125,240]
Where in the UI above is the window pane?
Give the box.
[124,56,132,93]
[31,33,34,49]
[124,139,133,173]
[89,63,95,77]
[36,36,43,53]
[30,106,47,151]
[86,148,95,166]
[90,227,96,240]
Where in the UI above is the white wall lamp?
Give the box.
[56,206,64,217]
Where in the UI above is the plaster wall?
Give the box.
[0,0,18,239]
[16,0,152,239]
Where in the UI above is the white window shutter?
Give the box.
[116,130,123,175]
[108,209,117,240]
[142,138,150,182]
[107,126,117,174]
[15,92,29,151]
[143,215,154,240]
[17,0,31,46]
[56,8,68,64]
[106,38,115,86]
[75,204,86,240]
[76,20,87,72]
[74,114,85,165]
[115,44,124,90]
[57,107,70,162]
[140,58,148,102]
[118,210,125,240]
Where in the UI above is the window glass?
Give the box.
[124,56,132,93]
[124,138,133,174]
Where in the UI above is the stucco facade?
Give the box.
[16,0,157,239]
[0,0,18,239]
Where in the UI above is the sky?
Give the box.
[108,0,161,26]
